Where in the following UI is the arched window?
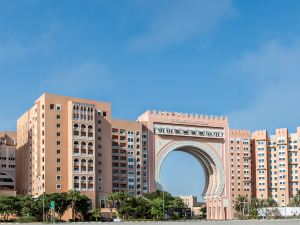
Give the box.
[80,106,83,110]
[88,159,93,172]
[76,105,79,110]
[81,124,86,129]
[87,107,90,112]
[73,142,79,154]
[73,123,79,128]
[73,158,79,172]
[88,142,93,155]
[88,125,93,130]
[81,159,87,172]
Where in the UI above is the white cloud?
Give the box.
[226,39,300,132]
[129,0,235,52]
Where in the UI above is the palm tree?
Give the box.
[235,195,248,214]
[265,198,277,207]
[67,190,82,221]
[289,190,300,206]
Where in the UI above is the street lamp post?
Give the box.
[162,189,165,220]
[36,176,45,222]
[285,188,287,219]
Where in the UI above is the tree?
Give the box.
[134,196,151,218]
[48,193,71,221]
[0,195,18,221]
[16,195,36,218]
[169,197,184,209]
[289,190,300,207]
[67,190,82,221]
[265,197,277,207]
[234,195,248,213]
[35,193,51,221]
[150,198,164,220]
[91,209,102,221]
[74,195,91,221]
[199,206,207,219]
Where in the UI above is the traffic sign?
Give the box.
[50,201,55,209]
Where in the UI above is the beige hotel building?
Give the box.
[14,93,300,219]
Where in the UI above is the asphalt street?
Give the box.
[5,219,300,225]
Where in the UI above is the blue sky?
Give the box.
[2,0,300,199]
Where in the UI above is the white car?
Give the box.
[113,218,122,222]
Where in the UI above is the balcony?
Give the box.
[88,148,93,155]
[74,166,80,172]
[81,183,87,190]
[88,166,93,172]
[81,148,87,155]
[73,148,80,154]
[81,165,87,172]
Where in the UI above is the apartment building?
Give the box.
[111,120,148,196]
[0,131,16,196]
[14,92,300,217]
[229,129,252,206]
[252,128,300,206]
[16,93,112,208]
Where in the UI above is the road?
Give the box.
[7,219,300,225]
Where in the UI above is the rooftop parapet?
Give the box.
[229,129,250,136]
[138,110,228,123]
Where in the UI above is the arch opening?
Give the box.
[160,150,206,200]
[155,141,225,200]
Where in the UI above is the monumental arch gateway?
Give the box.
[138,111,232,220]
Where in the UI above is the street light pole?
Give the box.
[36,176,45,222]
[285,188,287,219]
[162,189,165,220]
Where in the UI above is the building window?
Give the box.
[56,175,61,180]
[57,141,60,145]
[56,104,61,111]
[57,149,60,154]
[57,132,60,137]
[56,184,61,189]
[57,124,60,128]
[50,104,55,110]
[57,115,61,120]
[57,167,61,172]
[57,158,61,163]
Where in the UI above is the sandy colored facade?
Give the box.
[16,93,112,208]
[111,120,148,197]
[138,110,233,220]
[0,131,16,196]
[252,128,300,207]
[229,129,252,207]
[14,92,300,219]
